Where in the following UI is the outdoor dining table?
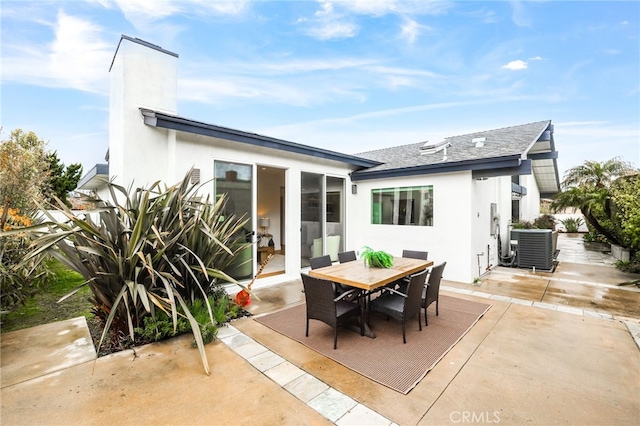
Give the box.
[309,256,433,337]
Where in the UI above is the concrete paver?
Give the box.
[1,332,330,425]
[421,304,639,425]
[0,316,96,388]
[1,233,639,425]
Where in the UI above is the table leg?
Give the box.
[345,320,375,338]
[344,289,376,338]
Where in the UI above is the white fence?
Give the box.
[36,210,101,224]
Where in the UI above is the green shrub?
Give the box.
[1,209,53,310]
[583,231,609,245]
[135,310,191,342]
[134,297,221,347]
[533,214,556,230]
[512,214,556,231]
[511,220,534,229]
[560,217,584,233]
[615,252,640,274]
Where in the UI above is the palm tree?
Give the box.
[562,157,636,188]
[552,157,637,246]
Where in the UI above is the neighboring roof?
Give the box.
[352,120,560,195]
[77,163,109,190]
[140,109,382,169]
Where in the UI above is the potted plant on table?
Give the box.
[361,246,394,268]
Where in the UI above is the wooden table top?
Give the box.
[308,257,433,291]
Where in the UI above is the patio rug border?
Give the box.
[254,295,491,394]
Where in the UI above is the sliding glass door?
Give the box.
[214,161,253,279]
[326,176,345,257]
[300,172,323,267]
[300,173,345,266]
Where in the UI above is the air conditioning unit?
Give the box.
[516,229,554,270]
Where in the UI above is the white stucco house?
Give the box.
[78,35,560,286]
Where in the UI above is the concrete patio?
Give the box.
[1,234,639,425]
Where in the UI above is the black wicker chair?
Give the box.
[369,269,428,344]
[337,250,357,263]
[309,254,332,269]
[301,273,363,349]
[422,261,446,326]
[393,249,429,293]
[309,253,357,298]
[402,249,428,260]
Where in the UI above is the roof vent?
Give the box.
[420,140,449,155]
[473,137,486,147]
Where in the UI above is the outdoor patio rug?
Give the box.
[255,295,491,394]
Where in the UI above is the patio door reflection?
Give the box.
[214,161,253,279]
[301,172,323,267]
[326,177,345,257]
[300,174,346,266]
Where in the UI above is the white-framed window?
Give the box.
[371,185,433,226]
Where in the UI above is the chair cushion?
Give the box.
[335,300,360,318]
[370,294,405,319]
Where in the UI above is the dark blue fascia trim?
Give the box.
[351,156,523,181]
[110,35,179,72]
[144,110,382,169]
[529,151,558,160]
[472,160,532,180]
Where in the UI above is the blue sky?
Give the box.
[1,1,638,181]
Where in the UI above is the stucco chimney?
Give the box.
[108,36,179,188]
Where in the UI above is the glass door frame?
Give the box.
[300,172,346,266]
[214,159,257,281]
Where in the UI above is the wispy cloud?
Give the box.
[108,0,250,42]
[466,7,499,24]
[400,18,420,43]
[2,10,112,94]
[367,65,440,79]
[179,77,316,107]
[259,95,552,153]
[510,1,532,27]
[305,20,360,40]
[179,71,368,107]
[178,56,446,106]
[502,60,528,71]
[557,121,609,127]
[265,95,544,130]
[186,57,379,77]
[339,0,453,16]
[299,1,359,40]
[112,0,249,22]
[399,17,432,44]
[555,121,640,170]
[299,0,450,41]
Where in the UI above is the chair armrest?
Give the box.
[382,287,408,298]
[334,288,360,302]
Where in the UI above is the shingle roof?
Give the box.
[355,120,551,172]
[351,120,560,195]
